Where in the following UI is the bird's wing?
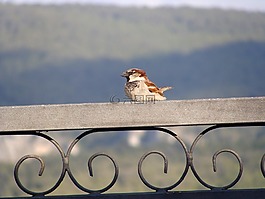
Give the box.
[144,80,164,96]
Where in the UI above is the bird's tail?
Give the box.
[160,86,173,93]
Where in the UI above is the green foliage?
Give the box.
[1,4,265,61]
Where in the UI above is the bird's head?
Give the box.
[121,68,147,82]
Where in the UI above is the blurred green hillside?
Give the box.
[1,4,265,61]
[0,4,265,105]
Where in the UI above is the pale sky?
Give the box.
[1,0,265,12]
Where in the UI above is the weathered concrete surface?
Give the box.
[1,97,265,132]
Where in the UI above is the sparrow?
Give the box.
[121,68,172,101]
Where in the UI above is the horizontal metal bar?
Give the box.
[1,97,265,132]
[1,189,265,199]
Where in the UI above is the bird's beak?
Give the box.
[121,71,128,77]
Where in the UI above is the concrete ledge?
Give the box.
[1,97,265,132]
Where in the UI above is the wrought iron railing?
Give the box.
[1,97,265,198]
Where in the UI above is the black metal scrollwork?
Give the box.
[14,155,45,196]
[65,129,119,194]
[0,123,264,196]
[137,127,190,192]
[138,151,169,192]
[66,151,119,194]
[12,131,66,196]
[212,149,243,189]
[190,125,244,190]
[88,152,119,193]
[261,153,265,178]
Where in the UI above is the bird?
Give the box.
[121,68,172,101]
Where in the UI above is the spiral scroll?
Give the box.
[14,155,45,196]
[66,152,119,194]
[13,131,66,196]
[138,151,169,192]
[190,125,243,190]
[137,127,190,192]
[66,129,120,194]
[212,149,243,189]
